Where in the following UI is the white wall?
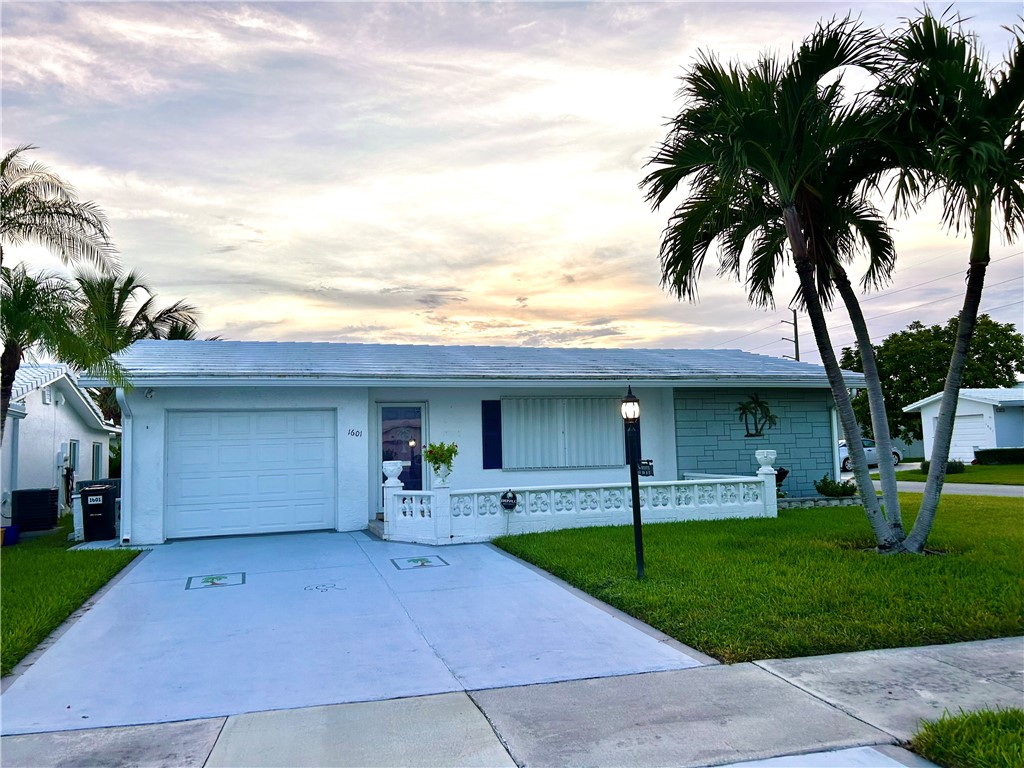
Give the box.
[121,383,680,545]
[368,384,679,517]
[920,398,994,461]
[1,382,111,513]
[122,386,369,544]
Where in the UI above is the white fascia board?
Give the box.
[111,375,845,390]
[903,391,1016,413]
[55,377,109,432]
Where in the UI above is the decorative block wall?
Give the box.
[674,388,836,497]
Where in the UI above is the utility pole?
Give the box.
[781,308,799,361]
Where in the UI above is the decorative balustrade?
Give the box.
[382,452,778,545]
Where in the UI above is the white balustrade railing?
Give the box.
[382,452,779,546]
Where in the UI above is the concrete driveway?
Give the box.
[1,531,703,736]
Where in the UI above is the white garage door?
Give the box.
[942,413,992,462]
[165,410,336,539]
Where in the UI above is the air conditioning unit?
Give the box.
[12,488,59,532]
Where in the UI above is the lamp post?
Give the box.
[621,386,645,579]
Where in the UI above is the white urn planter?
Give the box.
[382,460,404,486]
[755,450,777,469]
[432,465,452,487]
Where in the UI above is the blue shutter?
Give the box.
[481,400,502,469]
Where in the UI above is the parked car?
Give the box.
[838,439,901,472]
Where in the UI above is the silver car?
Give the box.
[839,439,902,472]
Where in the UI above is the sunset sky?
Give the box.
[4,1,1021,365]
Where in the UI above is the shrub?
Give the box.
[974,447,1024,465]
[813,474,858,497]
[920,459,966,475]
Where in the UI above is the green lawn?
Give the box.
[891,464,1024,485]
[493,493,1023,663]
[1,517,139,676]
[912,708,1024,768]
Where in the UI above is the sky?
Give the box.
[4,1,1022,365]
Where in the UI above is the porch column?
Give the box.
[755,450,779,518]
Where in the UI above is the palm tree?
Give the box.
[0,145,118,273]
[0,265,131,442]
[880,13,1024,552]
[74,270,200,354]
[75,271,202,425]
[641,17,907,551]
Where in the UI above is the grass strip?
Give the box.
[911,708,1024,768]
[1,517,139,676]
[493,493,1023,663]
[891,464,1024,485]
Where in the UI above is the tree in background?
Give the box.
[0,145,117,272]
[75,271,202,425]
[841,316,1024,443]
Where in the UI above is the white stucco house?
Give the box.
[903,384,1024,462]
[81,340,865,546]
[1,365,119,524]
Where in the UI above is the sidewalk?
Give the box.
[2,636,1020,768]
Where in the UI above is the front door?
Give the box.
[380,404,424,496]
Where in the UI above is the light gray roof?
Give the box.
[84,339,867,389]
[11,364,71,401]
[10,364,115,431]
[903,384,1024,412]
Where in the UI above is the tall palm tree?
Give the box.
[76,271,201,425]
[641,17,907,550]
[0,265,131,442]
[0,145,118,273]
[74,270,200,354]
[880,13,1024,552]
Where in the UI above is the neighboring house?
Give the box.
[82,340,865,546]
[903,384,1024,462]
[1,365,120,521]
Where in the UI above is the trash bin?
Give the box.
[82,485,117,541]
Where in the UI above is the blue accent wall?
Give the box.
[994,406,1024,447]
[674,388,835,497]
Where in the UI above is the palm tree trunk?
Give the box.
[783,208,904,551]
[833,267,904,539]
[903,204,992,553]
[1,342,23,445]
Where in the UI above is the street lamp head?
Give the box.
[620,386,640,423]
[408,439,416,448]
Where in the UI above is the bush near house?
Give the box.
[911,708,1024,768]
[1,517,139,676]
[920,459,966,475]
[493,493,1023,663]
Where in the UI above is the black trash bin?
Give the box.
[81,485,117,541]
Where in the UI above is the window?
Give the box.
[92,442,103,479]
[68,440,80,471]
[41,387,53,405]
[500,397,624,470]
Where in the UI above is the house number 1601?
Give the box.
[347,429,362,437]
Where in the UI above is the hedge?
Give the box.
[974,447,1024,465]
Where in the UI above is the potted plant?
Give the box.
[423,442,458,486]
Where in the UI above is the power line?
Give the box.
[857,254,1018,305]
[711,319,784,348]
[799,276,1022,338]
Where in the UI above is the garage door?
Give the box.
[942,413,992,462]
[165,410,336,539]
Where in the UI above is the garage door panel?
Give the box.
[165,410,337,539]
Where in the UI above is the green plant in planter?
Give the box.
[736,394,777,437]
[423,442,459,475]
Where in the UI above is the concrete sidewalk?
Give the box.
[3,636,1020,768]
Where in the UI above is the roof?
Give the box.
[11,364,71,401]
[903,384,1024,413]
[10,364,116,432]
[81,339,867,390]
